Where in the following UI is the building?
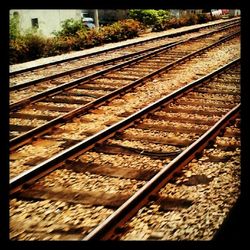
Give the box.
[10,9,82,37]
[82,9,129,25]
[229,9,241,16]
[170,9,203,18]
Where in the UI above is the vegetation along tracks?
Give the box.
[10,59,240,240]
[9,24,240,147]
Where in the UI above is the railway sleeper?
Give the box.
[9,112,57,121]
[156,196,194,212]
[76,84,118,92]
[72,89,110,98]
[17,186,131,209]
[9,124,36,132]
[194,88,239,95]
[186,92,240,102]
[104,73,139,81]
[23,156,48,166]
[30,104,76,112]
[135,122,207,135]
[212,79,240,84]
[162,106,228,116]
[63,159,158,181]
[43,97,90,105]
[11,226,89,240]
[149,114,217,125]
[223,129,240,137]
[116,134,193,147]
[175,99,236,109]
[93,143,181,160]
[91,77,131,86]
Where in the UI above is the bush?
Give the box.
[44,37,74,56]
[197,13,212,23]
[53,18,87,37]
[82,28,104,47]
[9,13,21,40]
[165,17,181,29]
[9,38,28,64]
[129,9,171,31]
[9,16,144,64]
[10,32,47,64]
[117,19,143,38]
[101,22,123,42]
[178,13,199,27]
[9,11,213,65]
[21,31,47,60]
[101,19,143,42]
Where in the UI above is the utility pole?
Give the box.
[94,9,99,30]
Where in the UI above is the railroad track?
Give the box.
[10,59,240,240]
[9,20,240,102]
[9,34,240,179]
[9,18,240,86]
[88,110,241,240]
[9,24,240,146]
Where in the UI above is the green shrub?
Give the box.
[129,9,171,31]
[53,18,87,37]
[9,17,144,64]
[9,11,217,65]
[129,9,156,26]
[21,31,47,60]
[101,22,123,42]
[9,13,21,40]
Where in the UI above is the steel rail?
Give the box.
[10,25,240,111]
[9,40,179,91]
[83,104,240,240]
[9,40,184,112]
[9,58,240,195]
[9,18,240,76]
[9,31,240,150]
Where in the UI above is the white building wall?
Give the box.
[10,9,82,37]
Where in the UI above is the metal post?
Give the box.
[94,9,99,30]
